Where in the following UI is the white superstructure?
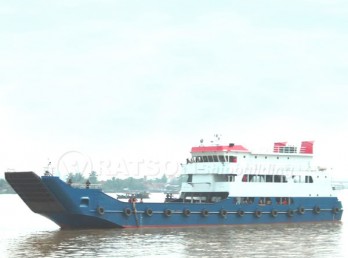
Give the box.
[180,140,336,202]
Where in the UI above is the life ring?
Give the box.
[183,209,191,217]
[124,208,132,216]
[164,209,172,217]
[201,209,209,217]
[298,207,305,215]
[287,209,294,217]
[220,209,227,217]
[145,208,153,216]
[271,209,278,217]
[97,206,105,215]
[332,207,340,214]
[313,206,321,214]
[254,210,262,218]
[237,210,245,217]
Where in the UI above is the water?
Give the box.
[1,192,348,258]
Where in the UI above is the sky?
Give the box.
[1,0,348,180]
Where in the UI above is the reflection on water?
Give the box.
[2,192,348,258]
[5,223,347,258]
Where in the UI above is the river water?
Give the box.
[1,191,348,258]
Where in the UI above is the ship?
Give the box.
[5,139,343,229]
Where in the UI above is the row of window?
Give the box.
[234,197,294,205]
[187,155,237,163]
[187,154,298,164]
[180,192,229,203]
[242,174,313,183]
[242,174,287,183]
[178,194,295,205]
[185,174,314,183]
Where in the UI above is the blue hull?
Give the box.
[5,172,343,229]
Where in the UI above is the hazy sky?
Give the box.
[1,1,348,179]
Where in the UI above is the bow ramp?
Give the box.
[5,171,65,213]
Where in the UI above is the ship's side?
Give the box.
[5,140,343,229]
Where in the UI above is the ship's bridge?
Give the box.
[183,141,315,175]
[190,143,249,163]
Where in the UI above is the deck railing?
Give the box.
[331,181,348,190]
[69,183,102,190]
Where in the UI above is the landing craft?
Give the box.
[5,138,344,228]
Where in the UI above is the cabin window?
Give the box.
[227,174,236,182]
[250,175,264,182]
[292,175,313,183]
[248,174,253,182]
[305,176,313,183]
[203,156,208,162]
[279,146,297,153]
[274,175,287,183]
[266,175,273,182]
[242,174,288,183]
[181,192,228,203]
[187,174,193,183]
[228,156,237,163]
[218,155,226,162]
[207,156,213,162]
[213,155,219,162]
[215,174,236,182]
[274,175,280,183]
